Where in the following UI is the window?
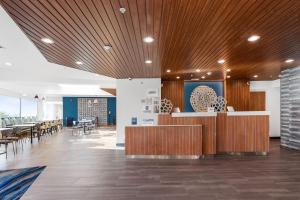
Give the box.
[21,99,37,117]
[0,95,20,117]
[0,95,37,118]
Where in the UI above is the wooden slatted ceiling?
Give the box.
[1,0,300,80]
[101,88,116,96]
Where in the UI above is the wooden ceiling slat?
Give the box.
[33,0,118,76]
[86,0,138,76]
[74,0,133,72]
[1,0,300,80]
[177,0,253,70]
[109,0,141,77]
[151,0,163,76]
[189,0,292,71]
[127,0,147,76]
[14,0,118,76]
[0,1,100,73]
[158,0,180,71]
[53,0,122,75]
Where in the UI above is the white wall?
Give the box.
[37,97,63,120]
[250,80,280,137]
[116,78,161,144]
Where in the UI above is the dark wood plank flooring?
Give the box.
[1,129,300,200]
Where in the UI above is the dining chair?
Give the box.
[72,121,83,135]
[0,130,16,159]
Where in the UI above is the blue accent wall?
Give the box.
[63,97,116,126]
[63,97,78,126]
[184,81,224,112]
[107,97,116,125]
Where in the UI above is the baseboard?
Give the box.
[270,136,280,139]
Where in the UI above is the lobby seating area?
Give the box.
[0,118,63,158]
[71,119,97,135]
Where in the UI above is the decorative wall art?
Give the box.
[141,89,160,114]
[78,98,107,125]
[184,81,223,112]
[190,86,217,112]
[212,96,227,112]
[160,98,173,113]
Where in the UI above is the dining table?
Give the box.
[78,119,93,133]
[13,124,37,144]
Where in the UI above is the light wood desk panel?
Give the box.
[125,125,202,156]
[217,113,269,153]
[158,114,216,155]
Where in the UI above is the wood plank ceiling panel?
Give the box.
[1,0,300,80]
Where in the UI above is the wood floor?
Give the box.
[0,129,300,200]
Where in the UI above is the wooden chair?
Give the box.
[0,130,16,159]
[2,129,19,153]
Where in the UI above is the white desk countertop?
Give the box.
[171,112,217,117]
[227,111,271,116]
[0,128,13,132]
[126,124,202,127]
[165,111,270,117]
[13,124,36,127]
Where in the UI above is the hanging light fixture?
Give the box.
[34,94,39,99]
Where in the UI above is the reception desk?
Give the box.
[158,112,217,155]
[125,111,270,158]
[217,112,270,154]
[125,125,203,158]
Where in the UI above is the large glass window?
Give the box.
[21,99,37,117]
[0,95,37,118]
[0,95,20,118]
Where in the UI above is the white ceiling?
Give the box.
[0,6,116,99]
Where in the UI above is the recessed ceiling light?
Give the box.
[4,62,12,66]
[145,60,152,64]
[201,76,206,79]
[119,7,126,14]
[166,69,171,73]
[176,76,180,79]
[226,69,231,72]
[248,35,260,42]
[22,94,27,97]
[103,44,112,51]
[76,61,83,65]
[218,59,225,64]
[207,72,212,75]
[285,59,294,63]
[226,75,231,79]
[143,37,154,43]
[41,38,54,44]
[196,69,201,72]
[253,75,258,78]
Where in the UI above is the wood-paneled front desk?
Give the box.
[125,111,270,158]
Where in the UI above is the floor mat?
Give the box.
[0,166,45,200]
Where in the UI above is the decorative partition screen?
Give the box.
[281,66,300,150]
[78,98,107,125]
